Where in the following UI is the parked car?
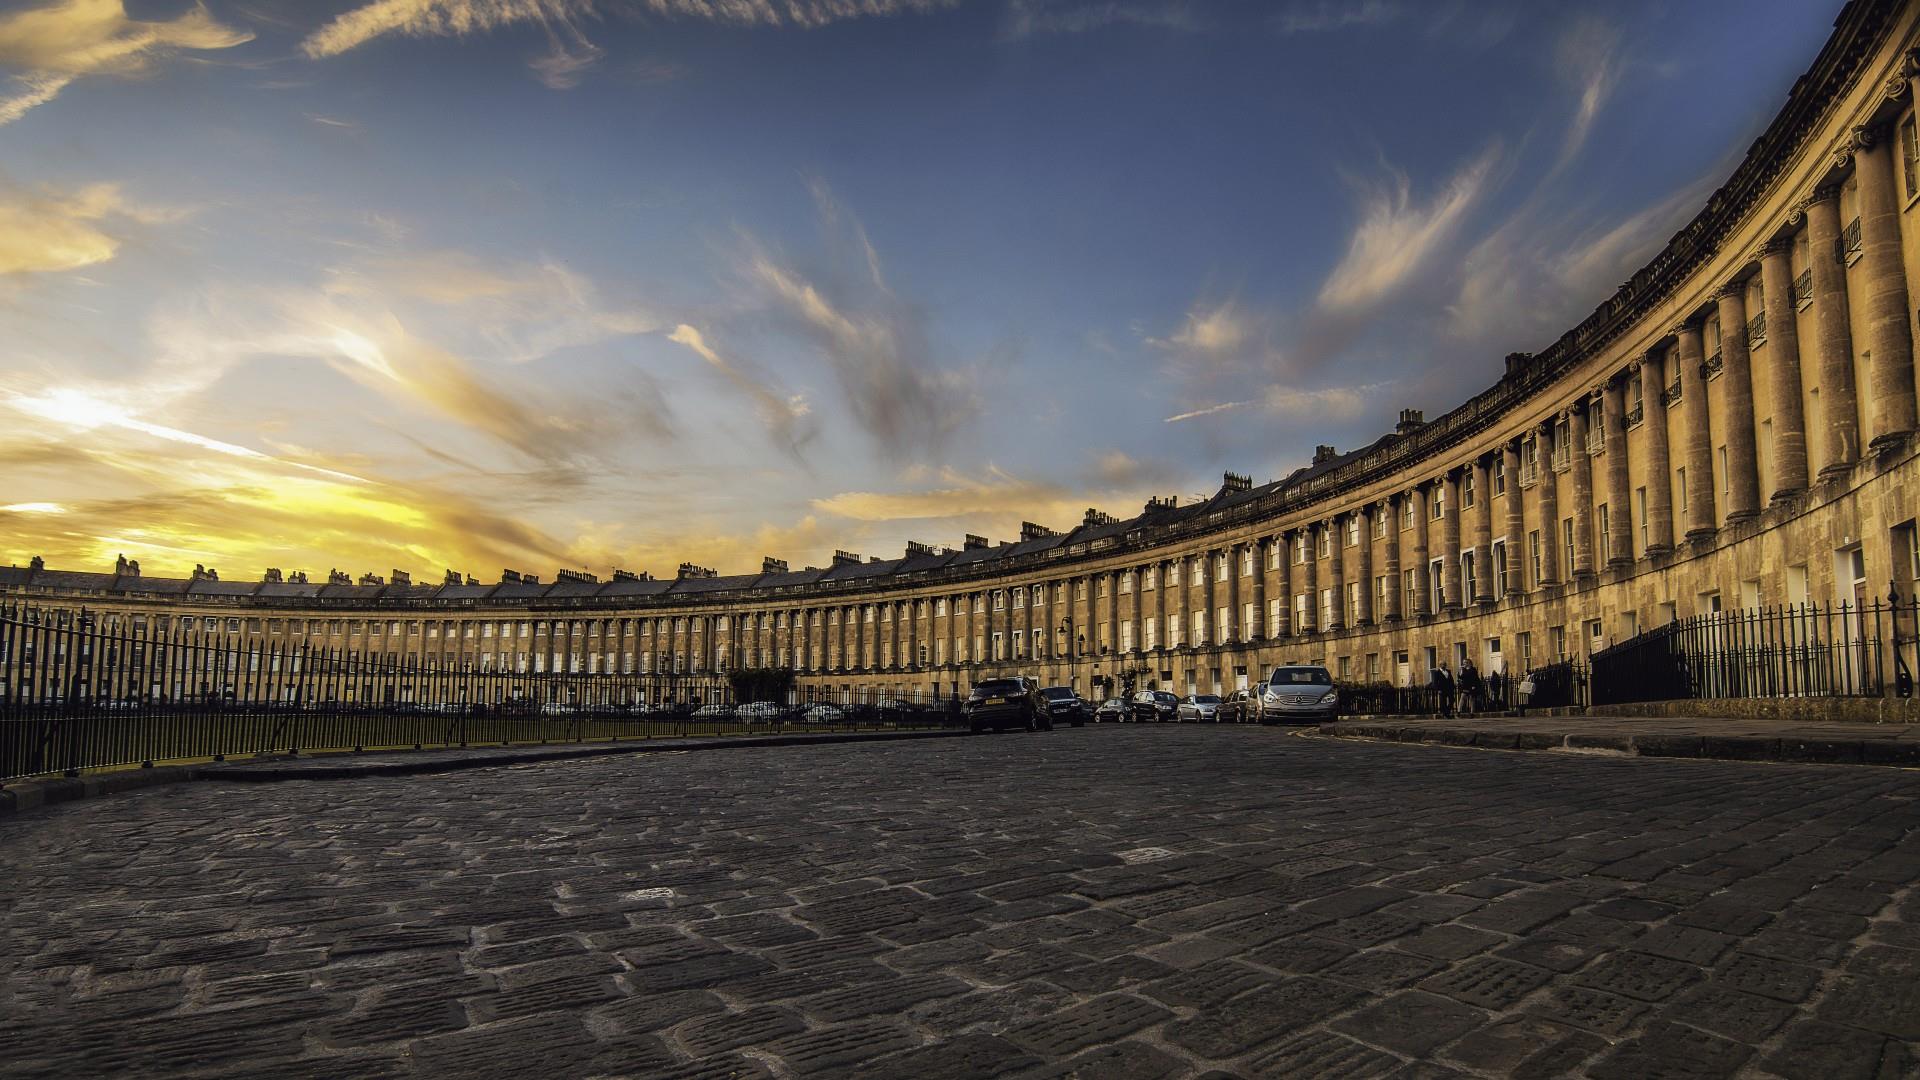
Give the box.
[803,703,846,724]
[1094,697,1129,722]
[690,702,735,720]
[1217,688,1255,723]
[734,701,782,723]
[965,676,1049,733]
[1176,694,1224,722]
[1130,690,1178,722]
[1257,664,1339,723]
[1037,685,1088,727]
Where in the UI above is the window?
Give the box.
[1521,436,1538,483]
[1215,555,1228,583]
[1629,371,1644,419]
[1461,550,1477,601]
[1562,517,1575,574]
[1316,529,1330,559]
[1553,416,1571,468]
[1145,616,1158,650]
[1400,498,1414,530]
[1293,535,1308,565]
[1169,562,1182,587]
[1598,504,1611,562]
[1676,466,1688,513]
[1266,544,1280,571]
[1319,588,1334,628]
[1462,469,1476,508]
[1550,624,1566,660]
[1346,517,1360,547]
[1242,602,1255,639]
[1241,549,1254,577]
[1718,446,1730,501]
[1120,620,1132,651]
[1403,568,1417,613]
[1492,539,1508,595]
[1120,570,1133,594]
[1267,599,1282,637]
[1528,530,1542,588]
[1432,482,1446,520]
[1375,574,1389,615]
[1635,487,1648,553]
[1493,455,1506,495]
[1904,113,1919,200]
[1143,566,1157,590]
[1430,557,1445,611]
[1517,631,1533,673]
[1191,610,1206,646]
[1345,581,1360,625]
[1215,606,1229,643]
[1294,593,1309,634]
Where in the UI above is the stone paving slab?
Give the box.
[4,727,1920,1078]
[1322,714,1920,767]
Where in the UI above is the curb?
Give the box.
[1317,722,1920,769]
[0,728,968,820]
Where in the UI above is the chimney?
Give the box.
[1312,444,1339,465]
[287,570,306,584]
[831,550,862,567]
[1144,495,1177,513]
[126,558,139,577]
[443,569,462,586]
[963,534,989,550]
[358,572,385,586]
[190,563,206,581]
[28,555,44,572]
[612,568,650,582]
[761,556,788,574]
[1504,351,1533,378]
[1222,470,1251,492]
[114,554,129,576]
[328,569,352,585]
[1019,521,1055,541]
[1396,408,1425,434]
[262,568,283,584]
[500,569,522,584]
[465,574,479,585]
[205,567,218,581]
[1081,508,1115,527]
[520,573,541,585]
[904,540,935,558]
[556,569,598,584]
[677,562,716,579]
[390,569,410,586]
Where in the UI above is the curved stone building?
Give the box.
[6,0,1920,706]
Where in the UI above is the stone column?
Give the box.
[1274,539,1292,637]
[1412,485,1432,616]
[1758,238,1810,499]
[1227,546,1243,642]
[1109,570,1122,658]
[1502,441,1525,594]
[1442,470,1465,609]
[1714,282,1762,522]
[1851,124,1919,447]
[1643,355,1675,555]
[1472,456,1495,602]
[1300,527,1319,633]
[1154,562,1168,654]
[1674,321,1717,538]
[1249,545,1265,641]
[1383,498,1403,619]
[1132,566,1146,653]
[1569,401,1597,576]
[1802,186,1861,475]
[1327,518,1346,631]
[1200,553,1215,646]
[1537,420,1560,586]
[1602,374,1633,566]
[1355,512,1374,625]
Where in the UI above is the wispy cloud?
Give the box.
[0,181,172,276]
[300,0,958,85]
[667,323,814,460]
[1164,381,1385,424]
[1001,0,1198,38]
[1553,14,1621,172]
[1316,142,1501,315]
[1269,0,1400,36]
[0,0,253,125]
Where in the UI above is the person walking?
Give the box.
[1459,658,1482,715]
[1431,663,1455,718]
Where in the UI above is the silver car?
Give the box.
[1257,665,1339,723]
[1176,694,1223,722]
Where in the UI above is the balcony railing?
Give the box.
[1746,311,1766,347]
[1794,267,1813,307]
[1624,404,1644,429]
[1841,217,1863,263]
[1662,379,1683,406]
[1703,351,1724,378]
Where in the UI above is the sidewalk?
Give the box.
[0,727,966,817]
[1319,714,1920,767]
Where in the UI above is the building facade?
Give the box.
[7,0,1920,706]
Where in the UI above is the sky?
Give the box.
[0,0,1844,582]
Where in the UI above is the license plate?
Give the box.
[985,697,1004,705]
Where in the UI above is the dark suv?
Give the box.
[965,677,1049,733]
[1038,686,1088,727]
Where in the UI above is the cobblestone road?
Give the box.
[4,728,1919,1079]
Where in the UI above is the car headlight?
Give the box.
[1319,689,1338,704]
[1262,688,1279,700]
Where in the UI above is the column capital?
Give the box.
[1756,236,1793,259]
[1668,316,1702,339]
[1712,278,1748,301]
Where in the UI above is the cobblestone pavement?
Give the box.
[4,728,1919,1079]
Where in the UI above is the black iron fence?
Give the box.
[0,604,961,782]
[1592,595,1919,706]
[1335,658,1588,718]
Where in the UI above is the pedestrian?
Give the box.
[1487,668,1505,710]
[1430,663,1455,718]
[1459,658,1482,715]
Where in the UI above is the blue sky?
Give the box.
[0,0,1840,579]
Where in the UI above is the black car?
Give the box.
[1130,689,1178,722]
[965,676,1050,733]
[1038,685,1088,727]
[1094,697,1129,722]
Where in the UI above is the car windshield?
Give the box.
[1155,692,1177,702]
[974,680,1023,695]
[1269,667,1332,685]
[1040,687,1076,700]
[1194,695,1222,704]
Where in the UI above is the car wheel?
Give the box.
[1023,712,1037,733]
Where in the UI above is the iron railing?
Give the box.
[0,604,963,781]
[1336,659,1588,717]
[1591,594,1919,706]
